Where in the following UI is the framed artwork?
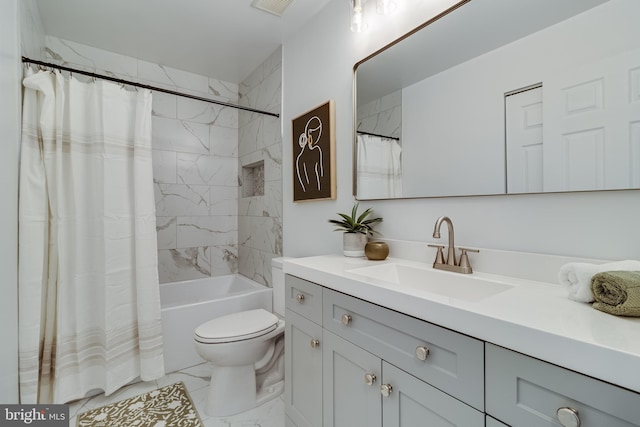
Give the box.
[292,100,336,202]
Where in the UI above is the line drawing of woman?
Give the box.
[296,115,323,192]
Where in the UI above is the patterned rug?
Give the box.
[76,382,203,427]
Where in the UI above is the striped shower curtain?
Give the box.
[18,68,164,404]
[357,133,403,199]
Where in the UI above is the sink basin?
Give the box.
[347,263,514,302]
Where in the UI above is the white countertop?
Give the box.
[283,254,640,394]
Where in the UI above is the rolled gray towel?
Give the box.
[591,271,640,317]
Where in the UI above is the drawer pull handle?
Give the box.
[380,384,393,397]
[415,345,430,361]
[296,294,305,303]
[310,339,320,349]
[557,407,580,427]
[364,373,377,386]
[341,314,353,326]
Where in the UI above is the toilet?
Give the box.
[194,258,287,417]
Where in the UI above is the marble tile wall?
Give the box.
[20,0,46,59]
[238,47,283,287]
[357,90,402,139]
[42,36,241,283]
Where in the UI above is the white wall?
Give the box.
[1,0,21,404]
[282,0,640,261]
[20,0,45,59]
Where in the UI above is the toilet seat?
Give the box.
[195,309,279,344]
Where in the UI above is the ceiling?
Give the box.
[35,0,333,84]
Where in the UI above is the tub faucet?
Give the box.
[429,216,478,274]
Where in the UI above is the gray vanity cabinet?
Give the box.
[486,343,640,427]
[285,276,324,427]
[285,272,640,427]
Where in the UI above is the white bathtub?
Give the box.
[160,274,273,373]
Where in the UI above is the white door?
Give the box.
[505,86,543,193]
[543,47,640,192]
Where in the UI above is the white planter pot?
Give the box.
[343,233,367,257]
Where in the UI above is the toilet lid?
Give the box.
[194,309,279,344]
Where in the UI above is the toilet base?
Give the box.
[204,365,284,417]
[205,365,254,417]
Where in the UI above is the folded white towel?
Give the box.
[558,260,640,302]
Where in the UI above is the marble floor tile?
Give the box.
[194,390,285,427]
[156,363,211,394]
[68,363,284,427]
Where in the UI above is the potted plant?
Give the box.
[329,203,382,257]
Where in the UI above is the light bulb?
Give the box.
[350,0,367,32]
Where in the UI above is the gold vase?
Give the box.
[365,241,389,261]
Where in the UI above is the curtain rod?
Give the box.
[22,56,280,118]
[356,130,400,141]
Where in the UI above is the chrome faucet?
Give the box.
[429,216,478,274]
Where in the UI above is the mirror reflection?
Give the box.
[354,0,640,199]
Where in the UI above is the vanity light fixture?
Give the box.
[350,0,368,32]
[376,0,397,15]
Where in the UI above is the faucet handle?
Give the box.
[457,247,479,270]
[458,247,479,254]
[428,244,446,265]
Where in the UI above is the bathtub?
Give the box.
[160,274,273,373]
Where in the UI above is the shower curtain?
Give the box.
[357,134,403,199]
[18,69,164,404]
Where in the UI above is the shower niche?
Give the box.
[242,160,265,197]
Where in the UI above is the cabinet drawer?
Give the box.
[286,274,322,324]
[486,343,640,427]
[323,288,484,411]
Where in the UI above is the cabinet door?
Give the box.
[382,362,484,427]
[285,309,323,427]
[323,330,382,427]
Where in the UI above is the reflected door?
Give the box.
[543,48,640,191]
[506,86,544,193]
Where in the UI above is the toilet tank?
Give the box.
[271,257,288,317]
